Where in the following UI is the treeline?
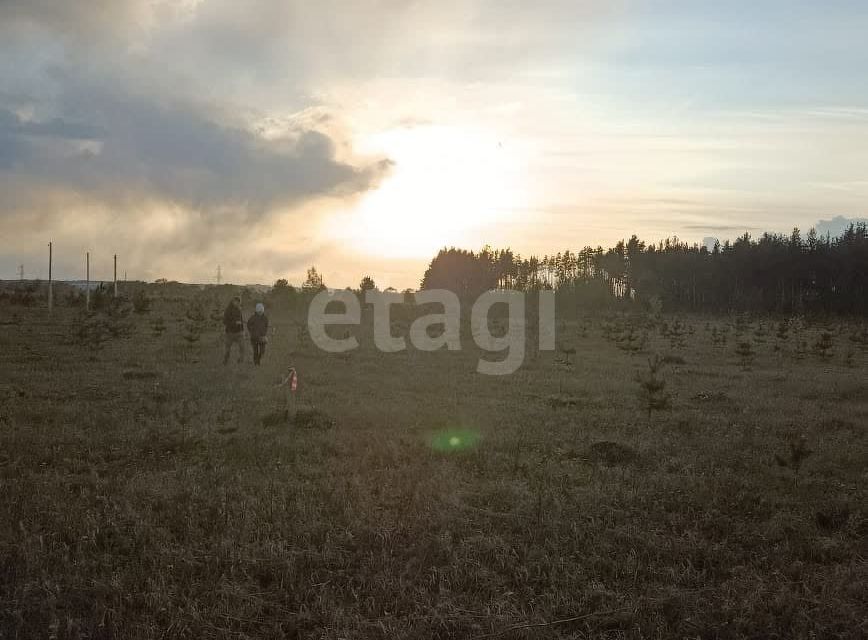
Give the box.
[420,223,868,314]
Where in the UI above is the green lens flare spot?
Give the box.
[431,428,481,452]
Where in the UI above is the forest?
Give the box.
[420,223,868,314]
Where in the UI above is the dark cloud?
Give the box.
[0,76,391,219]
[0,0,397,227]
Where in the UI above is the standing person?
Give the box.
[247,302,269,366]
[223,296,245,364]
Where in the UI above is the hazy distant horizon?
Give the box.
[6,214,866,291]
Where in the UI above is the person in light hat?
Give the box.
[246,302,269,366]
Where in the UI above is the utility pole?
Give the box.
[48,242,53,315]
[217,265,222,285]
[86,251,90,312]
[113,254,118,298]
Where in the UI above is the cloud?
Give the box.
[150,0,621,85]
[683,224,759,232]
[0,0,618,223]
[0,0,399,223]
[0,71,391,220]
[814,215,868,238]
[0,0,404,284]
[0,0,151,41]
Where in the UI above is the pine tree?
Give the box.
[813,331,834,360]
[735,340,755,370]
[181,304,204,358]
[775,436,813,478]
[302,266,325,292]
[359,275,376,292]
[151,316,167,338]
[637,354,671,419]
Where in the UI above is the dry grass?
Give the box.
[1,300,866,639]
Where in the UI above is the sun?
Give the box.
[332,124,530,259]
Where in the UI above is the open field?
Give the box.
[1,295,866,639]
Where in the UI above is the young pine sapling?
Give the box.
[637,354,671,420]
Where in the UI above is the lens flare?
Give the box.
[430,428,481,452]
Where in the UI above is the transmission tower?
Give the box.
[18,264,24,280]
[216,265,222,285]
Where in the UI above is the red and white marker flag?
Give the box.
[278,367,298,392]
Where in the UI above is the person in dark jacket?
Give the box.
[247,302,269,365]
[222,296,245,364]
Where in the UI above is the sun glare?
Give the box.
[334,124,529,258]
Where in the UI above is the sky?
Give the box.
[1,0,867,289]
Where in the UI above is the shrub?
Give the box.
[849,324,868,352]
[588,440,639,466]
[90,283,109,311]
[132,289,151,314]
[64,288,85,307]
[666,317,688,349]
[711,325,728,348]
[775,436,813,477]
[151,316,167,337]
[9,283,38,307]
[812,331,834,360]
[616,327,647,354]
[72,313,112,351]
[735,340,755,369]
